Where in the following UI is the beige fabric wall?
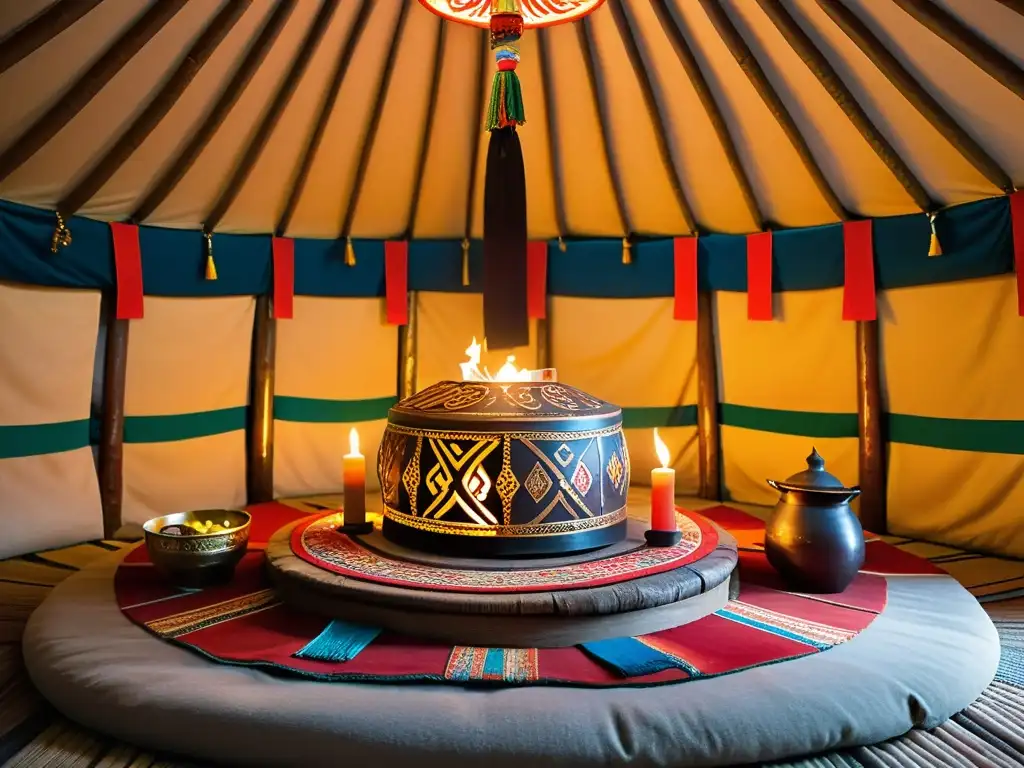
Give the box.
[273,297,397,498]
[121,297,254,527]
[415,292,540,389]
[716,288,859,507]
[550,296,700,495]
[0,283,103,557]
[882,275,1024,557]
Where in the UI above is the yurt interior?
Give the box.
[1,0,1023,766]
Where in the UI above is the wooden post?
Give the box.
[696,291,721,501]
[399,291,419,400]
[98,302,129,538]
[247,296,275,504]
[856,319,887,533]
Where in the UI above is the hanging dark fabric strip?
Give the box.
[483,126,528,350]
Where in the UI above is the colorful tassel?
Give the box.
[928,212,942,257]
[461,238,471,287]
[294,619,381,663]
[483,6,525,131]
[622,237,632,265]
[204,231,217,281]
[344,236,356,267]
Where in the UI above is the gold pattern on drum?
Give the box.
[423,438,500,525]
[402,435,423,516]
[495,435,519,526]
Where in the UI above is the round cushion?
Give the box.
[23,549,999,768]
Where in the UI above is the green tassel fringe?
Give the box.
[484,70,526,132]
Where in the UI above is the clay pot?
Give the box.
[764,448,864,594]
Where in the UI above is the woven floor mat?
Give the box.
[1,506,1022,768]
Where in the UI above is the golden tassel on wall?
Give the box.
[558,236,566,253]
[461,238,471,287]
[344,236,356,267]
[622,237,632,265]
[51,212,72,253]
[204,231,218,280]
[928,212,942,257]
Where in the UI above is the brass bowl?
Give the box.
[143,509,251,588]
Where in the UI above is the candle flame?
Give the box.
[653,428,670,468]
[348,426,361,457]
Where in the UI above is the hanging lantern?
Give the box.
[418,0,606,349]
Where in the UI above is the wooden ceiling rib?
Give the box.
[276,0,374,237]
[609,0,697,234]
[0,0,104,76]
[0,0,189,186]
[697,0,850,223]
[203,0,341,233]
[753,0,935,212]
[649,0,765,231]
[576,17,632,239]
[405,18,447,239]
[59,0,253,218]
[815,0,1013,194]
[890,0,1024,100]
[132,0,298,224]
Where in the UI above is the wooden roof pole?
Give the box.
[0,0,189,184]
[0,0,104,76]
[58,0,252,218]
[132,0,298,223]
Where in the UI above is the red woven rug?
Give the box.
[290,510,719,593]
[114,503,943,688]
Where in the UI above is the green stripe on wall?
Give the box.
[123,406,247,444]
[622,406,698,430]
[887,414,1024,455]
[274,396,397,423]
[719,404,859,438]
[0,420,90,459]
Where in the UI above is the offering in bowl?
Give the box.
[143,509,251,588]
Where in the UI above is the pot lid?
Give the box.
[777,448,849,490]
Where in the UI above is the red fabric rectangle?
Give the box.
[271,237,294,320]
[673,237,698,321]
[109,222,144,319]
[385,240,409,326]
[527,241,547,319]
[842,220,876,321]
[1011,191,1024,317]
[746,231,773,321]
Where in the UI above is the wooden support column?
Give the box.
[696,291,721,501]
[399,292,419,400]
[536,302,552,371]
[247,296,275,504]
[856,319,886,533]
[98,303,129,539]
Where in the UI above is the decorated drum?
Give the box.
[377,380,630,556]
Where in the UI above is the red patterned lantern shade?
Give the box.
[417,0,606,28]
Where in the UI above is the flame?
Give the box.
[459,337,532,383]
[347,426,361,457]
[653,428,670,468]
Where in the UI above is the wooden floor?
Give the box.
[2,497,1022,767]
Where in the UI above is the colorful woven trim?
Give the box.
[113,502,944,689]
[291,510,716,593]
[445,646,540,683]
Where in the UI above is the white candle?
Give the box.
[650,428,677,532]
[342,427,366,526]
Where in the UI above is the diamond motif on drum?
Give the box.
[606,451,624,491]
[554,443,574,467]
[572,462,593,495]
[524,462,553,502]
